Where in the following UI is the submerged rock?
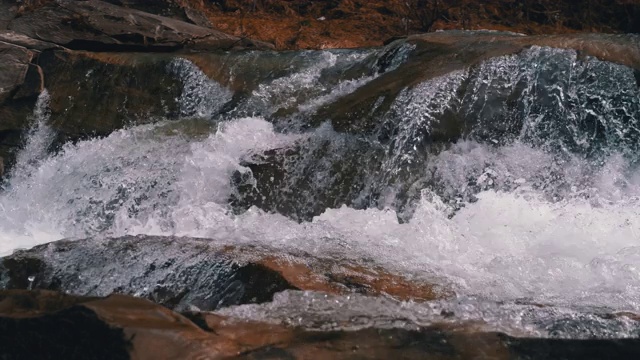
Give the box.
[0,236,448,311]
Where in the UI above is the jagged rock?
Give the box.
[0,236,449,311]
[7,0,273,52]
[2,290,640,360]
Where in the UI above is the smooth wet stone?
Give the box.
[0,236,449,311]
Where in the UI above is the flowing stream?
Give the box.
[1,35,640,338]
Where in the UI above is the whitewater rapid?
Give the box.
[1,44,640,315]
[1,113,639,311]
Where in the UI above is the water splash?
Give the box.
[9,90,54,184]
[1,45,640,321]
[167,58,233,119]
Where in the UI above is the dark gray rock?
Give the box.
[0,41,38,175]
[0,30,63,52]
[0,41,33,104]
[0,1,17,30]
[7,0,273,51]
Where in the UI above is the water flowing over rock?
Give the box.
[0,236,448,311]
[1,6,640,354]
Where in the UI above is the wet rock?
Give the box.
[0,290,129,360]
[230,141,382,222]
[37,50,183,142]
[7,0,273,52]
[0,290,199,360]
[0,236,448,311]
[2,289,640,360]
[0,2,17,30]
[0,41,41,178]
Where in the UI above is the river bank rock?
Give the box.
[0,236,449,311]
[7,0,273,52]
[2,289,640,360]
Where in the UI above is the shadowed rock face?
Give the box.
[2,290,640,360]
[39,50,183,143]
[0,236,448,311]
[0,40,43,176]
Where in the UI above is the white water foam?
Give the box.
[1,115,639,311]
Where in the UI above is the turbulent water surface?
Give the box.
[2,35,640,338]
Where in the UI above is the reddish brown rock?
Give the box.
[2,290,640,359]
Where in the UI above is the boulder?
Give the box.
[230,140,386,222]
[7,0,273,52]
[0,236,449,311]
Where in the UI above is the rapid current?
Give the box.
[1,33,640,338]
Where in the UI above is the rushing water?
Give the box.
[1,38,640,336]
